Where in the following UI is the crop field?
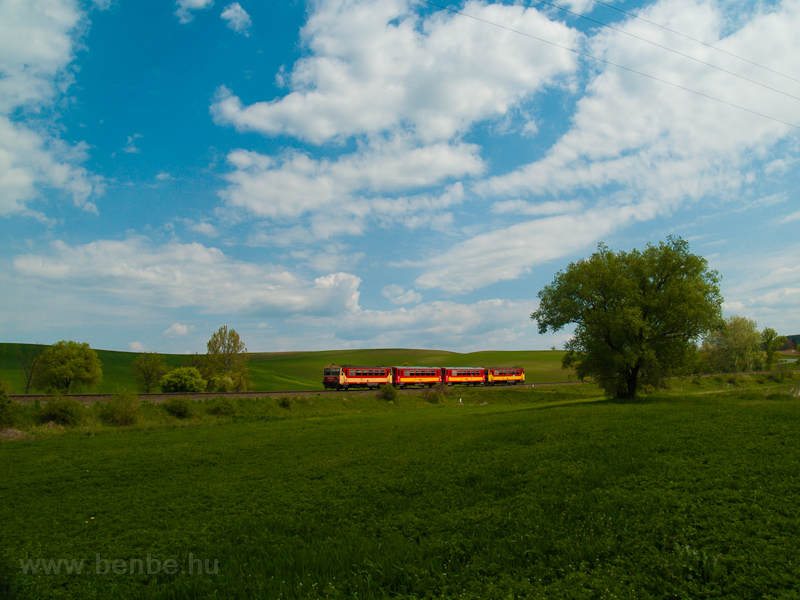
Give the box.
[0,343,571,393]
[2,378,800,599]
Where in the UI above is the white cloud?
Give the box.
[491,199,583,216]
[12,236,363,317]
[382,284,422,305]
[781,210,800,224]
[713,243,800,334]
[221,2,251,35]
[211,0,581,143]
[300,297,537,351]
[128,341,146,351]
[415,203,656,293]
[0,0,102,217]
[181,219,219,237]
[123,134,142,154]
[175,0,214,24]
[0,117,100,216]
[164,323,193,337]
[408,0,800,295]
[479,0,800,204]
[219,137,481,220]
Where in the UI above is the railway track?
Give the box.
[9,382,583,404]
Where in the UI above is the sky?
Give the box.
[1,0,799,354]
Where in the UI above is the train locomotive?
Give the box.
[323,364,525,390]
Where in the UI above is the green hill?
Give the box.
[0,343,571,394]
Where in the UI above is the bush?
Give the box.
[36,394,85,427]
[378,384,398,401]
[0,389,14,428]
[420,390,444,404]
[96,392,140,426]
[160,367,207,393]
[206,397,237,416]
[277,396,292,409]
[163,397,194,419]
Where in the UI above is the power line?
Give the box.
[536,0,800,103]
[586,0,800,85]
[417,0,800,130]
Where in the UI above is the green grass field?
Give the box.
[0,343,571,393]
[2,379,800,599]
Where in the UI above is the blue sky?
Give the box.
[1,0,799,354]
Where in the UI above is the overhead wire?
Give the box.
[535,0,800,103]
[417,0,800,130]
[586,0,800,85]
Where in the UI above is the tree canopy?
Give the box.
[532,237,723,400]
[701,316,761,373]
[160,367,207,393]
[131,352,169,393]
[33,341,103,393]
[761,327,787,371]
[204,326,251,392]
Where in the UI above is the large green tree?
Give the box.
[33,341,103,393]
[204,326,251,392]
[532,237,723,400]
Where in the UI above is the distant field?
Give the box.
[2,383,799,599]
[0,343,572,393]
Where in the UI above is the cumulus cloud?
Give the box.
[175,0,214,23]
[415,0,800,294]
[382,284,422,305]
[211,0,581,143]
[0,0,102,217]
[13,237,363,317]
[479,0,800,203]
[219,136,480,220]
[164,323,193,337]
[221,2,251,35]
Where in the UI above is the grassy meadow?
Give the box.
[0,343,570,393]
[2,375,800,599]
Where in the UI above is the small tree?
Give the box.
[160,367,207,393]
[701,316,762,373]
[131,352,169,393]
[532,237,723,400]
[204,326,251,392]
[761,327,787,371]
[17,345,44,394]
[33,341,103,393]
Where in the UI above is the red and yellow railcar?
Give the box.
[442,367,487,386]
[392,366,442,388]
[486,367,525,385]
[323,365,392,389]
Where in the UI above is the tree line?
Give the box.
[9,326,251,395]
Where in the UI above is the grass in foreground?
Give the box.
[1,382,800,599]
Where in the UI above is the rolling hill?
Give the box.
[0,343,572,394]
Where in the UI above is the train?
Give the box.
[322,365,525,390]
